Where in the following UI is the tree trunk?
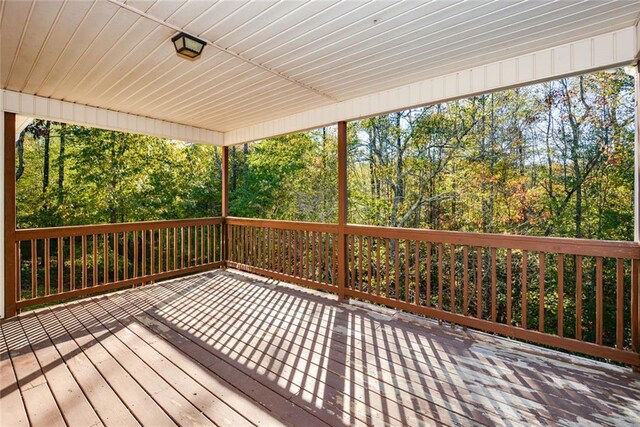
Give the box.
[16,130,25,181]
[231,146,238,192]
[243,143,249,189]
[57,123,66,207]
[43,121,51,193]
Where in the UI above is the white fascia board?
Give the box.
[224,26,639,146]
[1,90,224,146]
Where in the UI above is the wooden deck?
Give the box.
[1,269,639,427]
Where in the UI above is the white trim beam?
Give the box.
[1,90,224,145]
[224,26,640,146]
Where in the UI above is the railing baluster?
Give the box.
[395,240,401,301]
[506,249,512,325]
[214,224,222,268]
[426,242,432,307]
[16,242,21,302]
[142,230,147,278]
[463,246,469,315]
[282,229,287,274]
[302,230,307,279]
[383,239,389,298]
[205,225,210,265]
[376,238,382,295]
[450,244,456,313]
[596,256,603,345]
[521,250,528,329]
[405,241,410,303]
[491,247,497,322]
[292,230,297,277]
[149,230,154,275]
[259,227,264,269]
[160,229,164,272]
[414,240,420,305]
[93,234,98,286]
[57,237,62,293]
[113,232,118,282]
[576,255,582,340]
[82,235,87,288]
[616,258,624,349]
[44,238,50,296]
[124,232,128,280]
[477,247,482,319]
[274,228,279,273]
[539,252,545,332]
[557,254,563,337]
[365,236,371,294]
[70,236,75,291]
[269,228,274,273]
[323,233,331,283]
[31,240,37,298]
[187,227,191,267]
[103,233,108,284]
[180,227,184,269]
[437,243,443,310]
[133,231,138,278]
[358,234,364,291]
[200,225,204,265]
[194,227,198,267]
[252,227,256,265]
[255,227,260,269]
[349,234,354,287]
[167,228,171,269]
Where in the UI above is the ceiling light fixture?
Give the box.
[171,32,206,60]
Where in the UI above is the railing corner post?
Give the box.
[337,121,348,302]
[221,145,229,268]
[4,112,17,318]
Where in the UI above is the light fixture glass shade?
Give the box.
[171,32,205,59]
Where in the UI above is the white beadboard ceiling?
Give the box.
[2,0,640,145]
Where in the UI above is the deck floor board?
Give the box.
[2,269,639,427]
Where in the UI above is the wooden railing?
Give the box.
[14,217,224,309]
[9,215,640,367]
[226,217,339,292]
[226,217,640,368]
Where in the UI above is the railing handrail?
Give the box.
[345,224,640,258]
[226,216,339,233]
[225,218,640,368]
[226,217,640,258]
[15,217,224,240]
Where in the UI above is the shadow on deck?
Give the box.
[1,269,639,426]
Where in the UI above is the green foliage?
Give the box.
[347,69,635,241]
[229,129,338,222]
[16,125,221,228]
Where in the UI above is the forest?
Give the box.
[17,67,635,242]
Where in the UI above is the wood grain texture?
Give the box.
[5,113,16,317]
[3,269,639,427]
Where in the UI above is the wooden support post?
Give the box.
[4,112,16,318]
[221,146,229,266]
[635,61,640,244]
[337,121,348,301]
